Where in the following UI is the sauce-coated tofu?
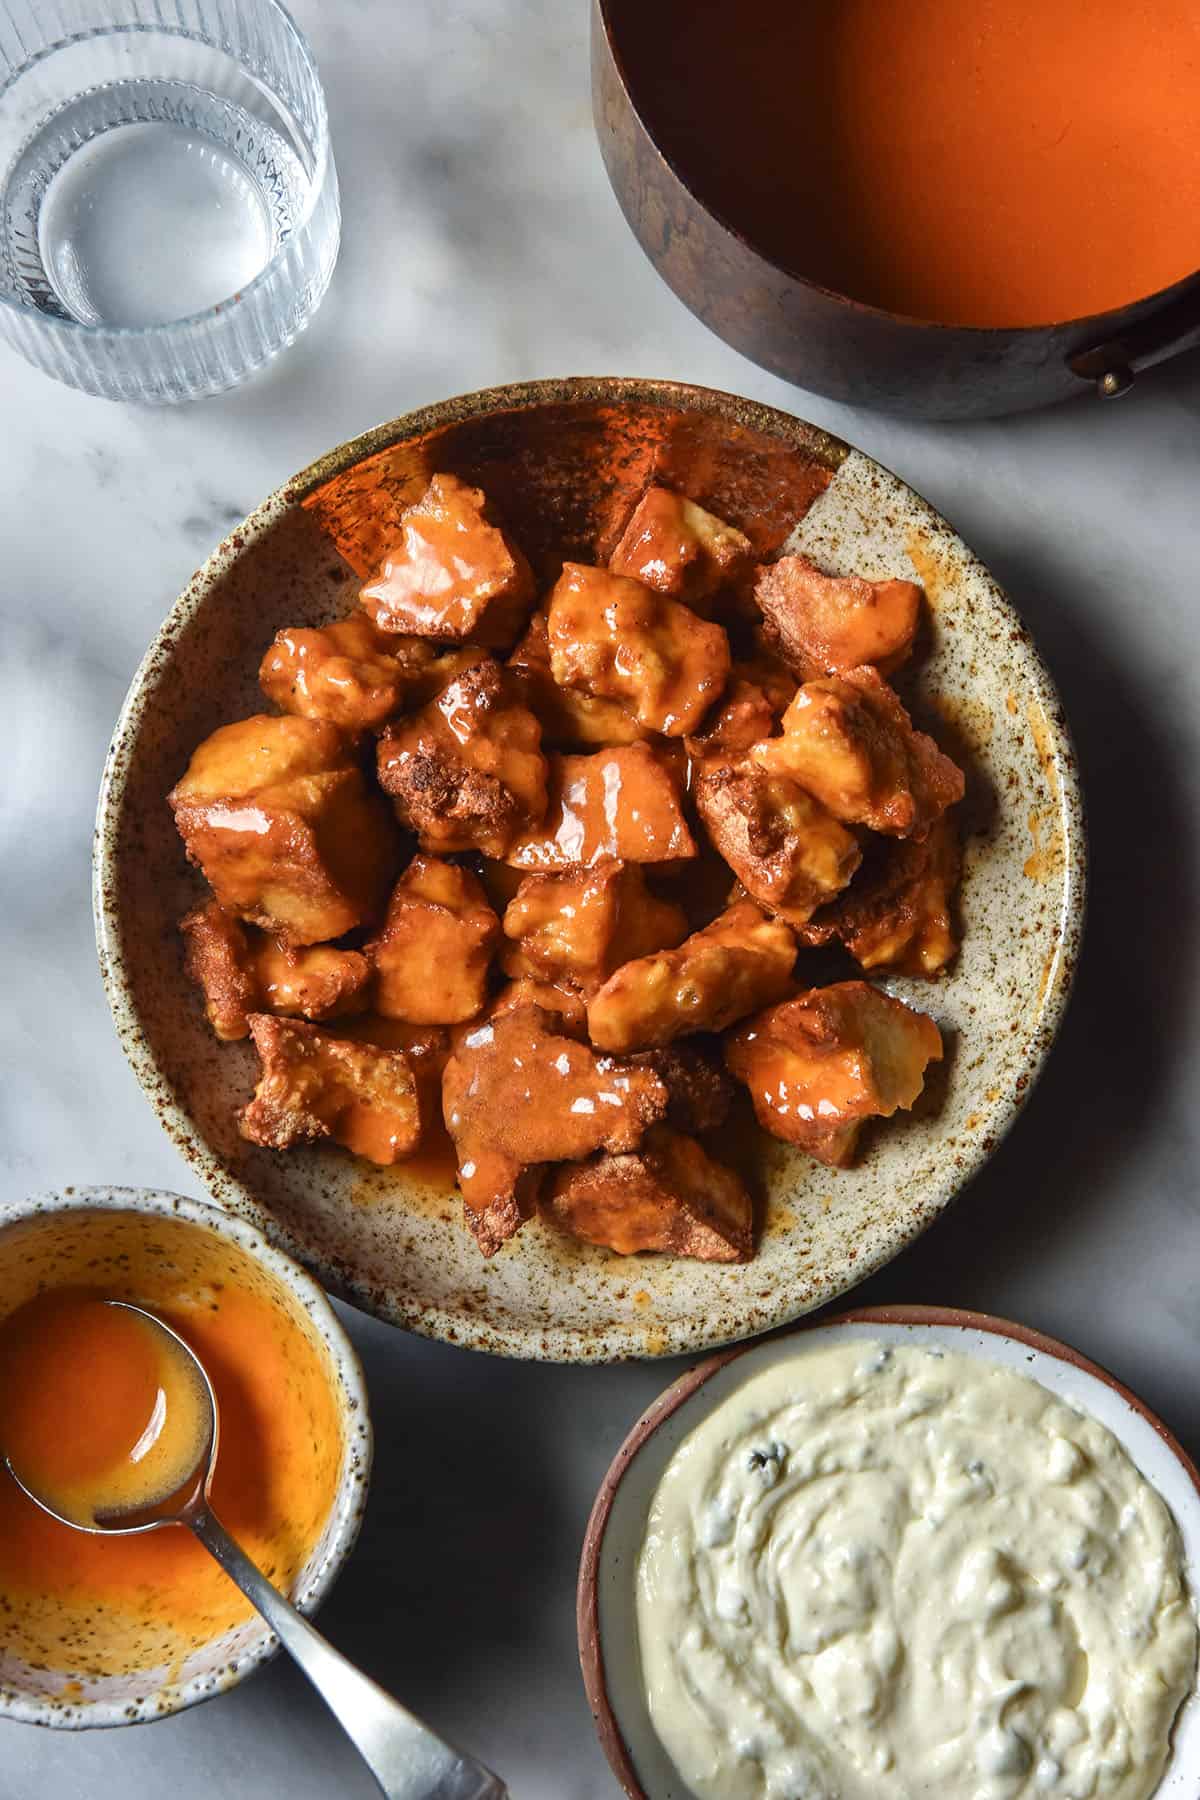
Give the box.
[169,714,399,945]
[240,1015,421,1165]
[800,814,961,976]
[501,857,687,993]
[507,611,646,748]
[544,1128,752,1262]
[694,760,861,926]
[505,744,696,870]
[546,563,731,736]
[259,616,430,731]
[686,678,782,765]
[368,855,499,1024]
[754,554,921,679]
[376,657,547,858]
[753,666,964,836]
[725,983,942,1166]
[608,486,753,612]
[488,975,589,1039]
[441,1006,668,1255]
[587,899,797,1052]
[359,473,535,647]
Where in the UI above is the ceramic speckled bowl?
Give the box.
[94,377,1085,1363]
[0,1186,371,1730]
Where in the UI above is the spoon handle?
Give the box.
[190,1507,508,1800]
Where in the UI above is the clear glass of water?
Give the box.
[0,0,340,402]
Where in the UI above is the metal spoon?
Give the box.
[4,1301,506,1800]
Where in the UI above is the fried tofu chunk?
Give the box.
[629,1043,734,1132]
[608,486,753,613]
[587,899,797,1052]
[505,744,696,871]
[754,554,922,680]
[441,1006,668,1254]
[800,814,962,976]
[544,1128,752,1262]
[258,617,431,732]
[329,1015,450,1140]
[367,855,499,1024]
[488,975,589,1039]
[358,473,535,648]
[501,858,687,993]
[181,902,372,1041]
[507,611,646,748]
[240,1015,420,1165]
[694,760,861,926]
[753,666,965,837]
[376,657,547,858]
[546,563,731,737]
[180,900,258,1039]
[725,983,942,1166]
[686,679,782,765]
[169,715,399,944]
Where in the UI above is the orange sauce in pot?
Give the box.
[612,0,1200,326]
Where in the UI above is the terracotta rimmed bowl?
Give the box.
[0,1186,371,1730]
[579,1305,1200,1797]
[94,376,1085,1364]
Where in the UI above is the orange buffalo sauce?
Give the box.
[614,0,1200,325]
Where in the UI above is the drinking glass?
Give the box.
[0,0,340,401]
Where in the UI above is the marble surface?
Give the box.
[1,1,1199,1794]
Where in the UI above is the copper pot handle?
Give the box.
[1069,282,1200,397]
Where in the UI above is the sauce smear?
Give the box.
[613,0,1200,325]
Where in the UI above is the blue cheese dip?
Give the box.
[636,1341,1197,1800]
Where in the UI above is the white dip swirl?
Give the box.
[636,1342,1197,1800]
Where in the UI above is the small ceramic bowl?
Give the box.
[0,1186,371,1730]
[579,1306,1200,1797]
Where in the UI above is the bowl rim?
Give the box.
[577,1302,1200,1798]
[93,374,1087,1362]
[0,1183,372,1731]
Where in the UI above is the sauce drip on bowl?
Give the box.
[610,0,1200,325]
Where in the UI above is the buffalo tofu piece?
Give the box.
[753,666,965,836]
[608,486,753,613]
[488,975,589,1039]
[358,473,535,648]
[800,814,961,976]
[587,899,797,1052]
[180,900,258,1040]
[694,760,861,927]
[507,612,646,748]
[376,657,547,858]
[368,855,499,1024]
[330,1015,450,1142]
[182,902,372,1040]
[544,1128,752,1262]
[441,1006,668,1255]
[686,678,782,766]
[505,744,696,870]
[725,983,942,1166]
[629,1043,734,1133]
[501,858,687,993]
[169,714,399,944]
[546,563,731,737]
[258,616,432,732]
[754,554,921,679]
[240,1015,420,1165]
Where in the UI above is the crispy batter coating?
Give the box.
[258,616,431,731]
[608,486,753,613]
[754,554,921,679]
[587,899,797,1052]
[501,857,687,993]
[441,1006,668,1255]
[725,983,942,1166]
[181,902,372,1040]
[358,473,535,647]
[694,760,861,926]
[367,855,499,1024]
[376,657,547,857]
[489,975,589,1038]
[800,814,962,976]
[753,666,965,836]
[505,744,696,870]
[169,714,399,944]
[544,1128,752,1261]
[686,679,781,765]
[546,563,731,736]
[180,900,258,1040]
[330,1015,450,1140]
[507,612,646,748]
[628,1042,734,1132]
[240,1015,420,1165]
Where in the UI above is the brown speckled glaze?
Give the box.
[0,1187,371,1731]
[93,377,1086,1364]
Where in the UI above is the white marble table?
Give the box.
[2,1,1199,1794]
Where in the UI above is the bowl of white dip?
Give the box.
[579,1306,1200,1800]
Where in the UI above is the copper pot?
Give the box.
[592,0,1200,420]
